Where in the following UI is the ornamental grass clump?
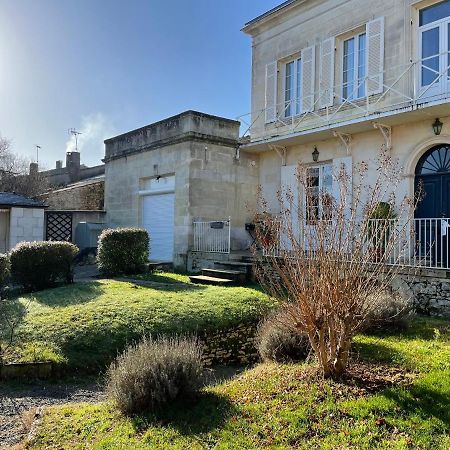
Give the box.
[97,228,149,276]
[256,306,310,363]
[106,336,204,415]
[253,149,417,379]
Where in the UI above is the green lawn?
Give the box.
[28,317,450,449]
[2,273,271,369]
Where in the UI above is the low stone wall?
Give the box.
[201,323,259,366]
[404,277,450,317]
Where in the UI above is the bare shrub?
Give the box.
[106,336,204,415]
[257,306,310,363]
[253,149,417,379]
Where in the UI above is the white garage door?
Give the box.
[142,192,175,262]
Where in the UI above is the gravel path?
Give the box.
[0,379,104,449]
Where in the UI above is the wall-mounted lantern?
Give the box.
[433,118,443,136]
[312,146,319,162]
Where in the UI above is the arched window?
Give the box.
[415,145,450,175]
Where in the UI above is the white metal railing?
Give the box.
[238,53,450,141]
[261,217,450,271]
[193,218,231,253]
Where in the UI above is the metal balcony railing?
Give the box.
[238,53,450,142]
[261,217,450,271]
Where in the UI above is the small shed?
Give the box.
[0,192,47,253]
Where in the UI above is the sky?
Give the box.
[0,0,279,169]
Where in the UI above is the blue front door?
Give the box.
[415,145,450,267]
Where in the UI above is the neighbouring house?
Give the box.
[37,151,106,245]
[0,192,47,253]
[104,111,258,270]
[238,0,450,314]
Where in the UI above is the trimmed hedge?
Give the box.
[0,253,10,286]
[97,228,149,276]
[10,241,78,291]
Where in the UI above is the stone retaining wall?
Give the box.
[201,323,259,366]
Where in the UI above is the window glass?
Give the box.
[343,37,355,100]
[357,33,366,98]
[285,61,295,117]
[420,0,450,26]
[306,165,333,223]
[421,27,440,86]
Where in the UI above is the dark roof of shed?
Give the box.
[0,192,47,208]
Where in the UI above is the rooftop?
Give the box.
[242,0,297,32]
[0,192,47,208]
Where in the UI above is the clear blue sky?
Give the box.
[0,0,279,168]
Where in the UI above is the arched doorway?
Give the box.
[415,144,450,267]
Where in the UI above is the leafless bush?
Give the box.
[256,306,310,363]
[106,336,204,415]
[253,149,417,379]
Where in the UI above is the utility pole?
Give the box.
[68,128,82,152]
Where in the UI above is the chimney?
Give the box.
[29,162,38,176]
[66,151,81,182]
[56,160,63,170]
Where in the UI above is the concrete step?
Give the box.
[189,275,234,286]
[214,261,253,276]
[202,268,247,283]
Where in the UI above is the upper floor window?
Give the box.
[419,0,450,91]
[342,32,366,100]
[420,0,450,26]
[284,58,302,117]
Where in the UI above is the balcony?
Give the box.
[239,53,450,151]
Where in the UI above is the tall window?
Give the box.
[284,58,302,117]
[342,33,366,100]
[419,0,450,91]
[306,165,333,223]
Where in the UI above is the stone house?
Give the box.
[0,192,46,252]
[238,0,450,314]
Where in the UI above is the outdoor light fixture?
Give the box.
[312,146,319,162]
[433,118,443,136]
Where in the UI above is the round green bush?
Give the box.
[106,336,203,415]
[10,241,78,291]
[256,307,310,363]
[97,228,149,276]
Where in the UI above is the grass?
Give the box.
[2,273,272,369]
[28,317,450,449]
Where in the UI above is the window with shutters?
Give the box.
[284,58,302,118]
[305,164,333,224]
[342,32,366,100]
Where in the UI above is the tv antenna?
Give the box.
[35,145,41,164]
[68,128,82,152]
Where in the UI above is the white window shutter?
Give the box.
[366,17,385,96]
[332,156,353,215]
[319,37,335,108]
[265,62,278,123]
[280,165,300,250]
[301,46,316,112]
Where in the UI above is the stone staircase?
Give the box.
[189,253,254,285]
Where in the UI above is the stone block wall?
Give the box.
[42,180,104,211]
[404,277,450,317]
[9,207,45,249]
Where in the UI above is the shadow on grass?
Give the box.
[382,381,450,428]
[131,391,236,435]
[29,282,106,307]
[121,275,207,292]
[0,299,27,340]
[353,341,405,365]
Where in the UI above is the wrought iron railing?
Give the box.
[238,53,450,142]
[193,218,231,253]
[262,217,450,271]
